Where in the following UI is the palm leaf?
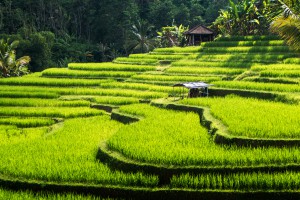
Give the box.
[271,16,300,50]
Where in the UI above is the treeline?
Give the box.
[0,0,228,71]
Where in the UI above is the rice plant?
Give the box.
[170,171,300,190]
[0,85,167,99]
[181,95,300,138]
[152,46,202,53]
[60,95,140,105]
[202,46,290,54]
[0,116,159,187]
[0,98,90,107]
[42,68,136,78]
[284,58,300,64]
[201,40,286,47]
[0,91,59,99]
[260,70,300,78]
[0,189,114,200]
[131,74,222,82]
[166,67,246,75]
[251,64,300,71]
[100,82,181,93]
[212,81,300,93]
[0,107,104,118]
[172,60,254,68]
[129,54,186,60]
[0,77,114,87]
[215,35,280,41]
[107,104,300,166]
[113,57,158,65]
[187,53,297,63]
[0,117,55,128]
[68,62,156,72]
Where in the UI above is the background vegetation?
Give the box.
[0,0,228,71]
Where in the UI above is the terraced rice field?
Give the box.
[1,35,300,199]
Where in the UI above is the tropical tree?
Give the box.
[270,0,300,51]
[0,38,30,77]
[125,20,156,54]
[213,0,276,36]
[157,24,189,47]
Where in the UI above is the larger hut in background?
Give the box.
[185,25,214,46]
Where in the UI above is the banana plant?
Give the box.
[213,0,272,35]
[0,38,31,77]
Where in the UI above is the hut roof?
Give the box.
[173,82,212,89]
[184,25,214,35]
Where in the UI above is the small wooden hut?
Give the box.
[185,25,214,46]
[173,82,212,99]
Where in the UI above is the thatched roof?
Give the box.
[184,25,214,35]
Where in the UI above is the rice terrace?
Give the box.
[1,0,300,199]
[0,34,300,199]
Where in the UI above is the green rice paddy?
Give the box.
[1,36,300,198]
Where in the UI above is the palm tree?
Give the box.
[270,0,300,51]
[0,38,31,77]
[125,20,155,54]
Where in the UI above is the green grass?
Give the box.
[172,60,254,68]
[251,64,300,71]
[100,82,182,93]
[0,98,90,107]
[42,68,136,78]
[181,96,300,138]
[0,117,56,128]
[68,62,156,72]
[0,91,59,99]
[242,77,300,84]
[170,171,300,190]
[107,104,300,166]
[0,77,114,87]
[60,95,141,105]
[0,85,167,99]
[152,46,202,53]
[0,126,50,146]
[260,70,300,78]
[0,189,114,200]
[0,107,104,118]
[215,35,280,41]
[166,67,246,75]
[201,40,286,47]
[0,116,159,187]
[129,54,186,60]
[212,81,300,93]
[202,46,290,54]
[187,53,297,63]
[113,57,158,65]
[131,74,222,82]
[284,58,300,64]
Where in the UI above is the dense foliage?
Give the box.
[0,0,228,71]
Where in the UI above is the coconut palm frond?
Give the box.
[279,0,300,19]
[271,16,300,50]
[271,0,300,51]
